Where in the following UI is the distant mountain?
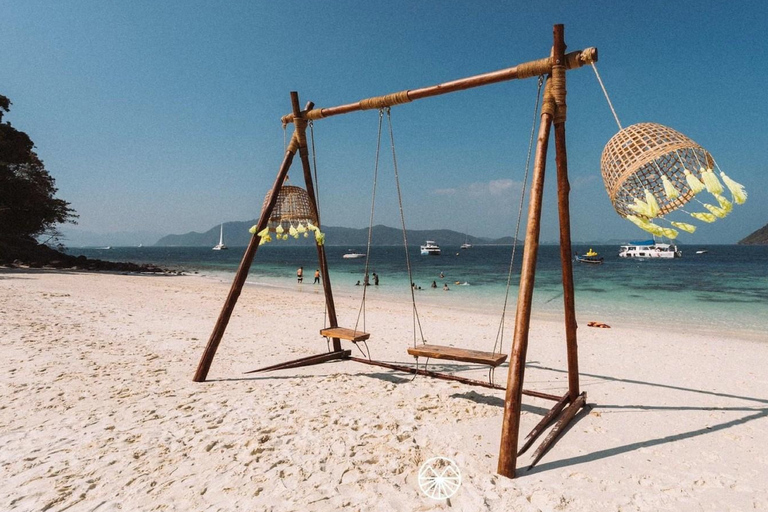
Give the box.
[154,221,517,247]
[738,223,768,245]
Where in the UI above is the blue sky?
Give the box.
[2,1,766,244]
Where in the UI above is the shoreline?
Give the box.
[198,269,768,344]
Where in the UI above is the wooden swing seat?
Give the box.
[320,327,370,342]
[407,344,508,367]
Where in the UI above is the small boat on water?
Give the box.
[695,249,709,254]
[460,242,472,250]
[575,248,604,264]
[342,250,366,259]
[212,223,228,250]
[420,240,441,256]
[619,240,681,259]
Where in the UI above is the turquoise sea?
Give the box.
[67,244,768,340]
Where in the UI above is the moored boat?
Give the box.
[420,240,441,255]
[342,250,366,259]
[213,223,228,250]
[619,240,681,259]
[575,248,604,264]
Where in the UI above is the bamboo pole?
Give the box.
[517,393,570,456]
[244,350,351,374]
[497,84,555,477]
[280,48,597,124]
[554,126,580,400]
[290,92,342,352]
[348,357,562,400]
[528,392,587,468]
[192,96,303,383]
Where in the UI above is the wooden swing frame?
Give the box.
[193,24,595,479]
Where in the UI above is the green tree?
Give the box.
[0,94,77,244]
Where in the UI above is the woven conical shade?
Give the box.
[261,185,318,226]
[601,123,714,218]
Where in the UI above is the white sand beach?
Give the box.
[2,269,767,511]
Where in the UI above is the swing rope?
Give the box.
[353,109,385,338]
[492,75,545,357]
[590,63,623,131]
[308,120,330,339]
[385,107,426,348]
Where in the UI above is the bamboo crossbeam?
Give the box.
[280,48,597,124]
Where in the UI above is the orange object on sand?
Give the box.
[587,321,611,328]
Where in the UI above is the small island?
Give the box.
[738,223,768,245]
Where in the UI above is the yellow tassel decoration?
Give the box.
[282,234,289,240]
[670,221,696,234]
[289,225,299,239]
[256,227,269,237]
[625,215,650,230]
[715,195,733,213]
[661,227,679,239]
[627,215,663,236]
[701,168,724,195]
[719,171,747,205]
[306,222,318,232]
[628,197,653,217]
[296,223,307,234]
[703,203,728,219]
[684,169,706,194]
[258,233,272,245]
[249,225,259,235]
[644,189,661,217]
[690,212,716,223]
[642,223,665,237]
[315,230,326,245]
[275,224,284,235]
[661,175,679,199]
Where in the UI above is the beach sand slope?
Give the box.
[1,270,767,511]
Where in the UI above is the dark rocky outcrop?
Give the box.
[738,223,768,245]
[0,237,165,273]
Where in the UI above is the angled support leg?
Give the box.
[193,94,305,383]
[245,350,351,374]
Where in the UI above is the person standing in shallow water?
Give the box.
[373,273,379,286]
[314,269,320,284]
[297,266,303,283]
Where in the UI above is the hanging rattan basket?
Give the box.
[261,185,318,226]
[601,123,714,218]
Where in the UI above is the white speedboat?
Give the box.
[619,240,681,259]
[460,242,472,250]
[420,240,441,255]
[342,250,366,259]
[213,223,228,250]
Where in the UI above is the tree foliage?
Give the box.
[0,94,77,243]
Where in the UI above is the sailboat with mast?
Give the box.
[461,230,472,249]
[212,223,228,250]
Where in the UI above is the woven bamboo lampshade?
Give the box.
[261,185,318,226]
[601,123,714,218]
